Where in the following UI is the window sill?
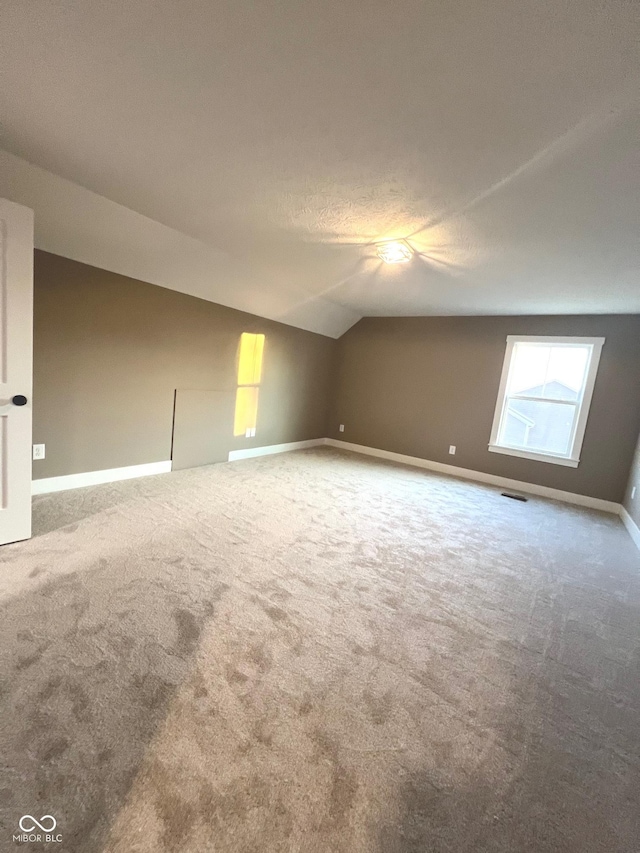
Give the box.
[488,445,580,468]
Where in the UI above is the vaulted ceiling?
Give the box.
[1,0,639,337]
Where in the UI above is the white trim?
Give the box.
[31,460,172,495]
[488,335,605,468]
[620,506,640,552]
[504,335,607,346]
[27,441,640,553]
[325,438,620,514]
[228,438,324,462]
[488,444,579,467]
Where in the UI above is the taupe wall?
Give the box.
[33,251,336,480]
[623,430,640,526]
[330,316,640,503]
[32,253,640,505]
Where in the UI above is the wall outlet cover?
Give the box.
[339,424,345,432]
[449,445,456,454]
[33,443,46,460]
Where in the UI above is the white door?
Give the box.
[0,198,34,545]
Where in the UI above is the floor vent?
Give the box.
[501,492,528,502]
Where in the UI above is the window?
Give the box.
[489,336,604,467]
[234,333,265,437]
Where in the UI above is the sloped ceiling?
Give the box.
[1,0,639,337]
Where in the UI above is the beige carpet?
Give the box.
[1,448,639,852]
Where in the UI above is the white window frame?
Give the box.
[488,336,605,468]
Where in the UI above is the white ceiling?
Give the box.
[1,0,639,337]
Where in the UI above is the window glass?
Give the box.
[490,336,604,465]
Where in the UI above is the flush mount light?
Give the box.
[375,239,413,264]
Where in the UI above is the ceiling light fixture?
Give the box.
[375,239,413,264]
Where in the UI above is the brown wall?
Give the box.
[330,316,640,503]
[623,430,640,526]
[32,253,640,505]
[33,251,336,479]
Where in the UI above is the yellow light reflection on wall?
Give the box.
[234,387,259,437]
[234,333,265,437]
[237,332,265,385]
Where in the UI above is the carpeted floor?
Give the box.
[0,448,639,852]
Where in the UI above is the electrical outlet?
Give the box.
[449,445,456,455]
[339,424,345,432]
[33,443,45,460]
[632,486,637,500]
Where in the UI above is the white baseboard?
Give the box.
[32,460,172,495]
[620,506,640,551]
[227,438,325,462]
[28,440,640,554]
[325,438,621,515]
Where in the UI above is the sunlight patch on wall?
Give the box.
[237,332,264,385]
[234,333,265,437]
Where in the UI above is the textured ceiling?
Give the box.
[1,0,639,336]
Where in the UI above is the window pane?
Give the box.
[508,344,550,396]
[543,346,588,400]
[508,343,590,401]
[234,387,259,437]
[500,399,577,456]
